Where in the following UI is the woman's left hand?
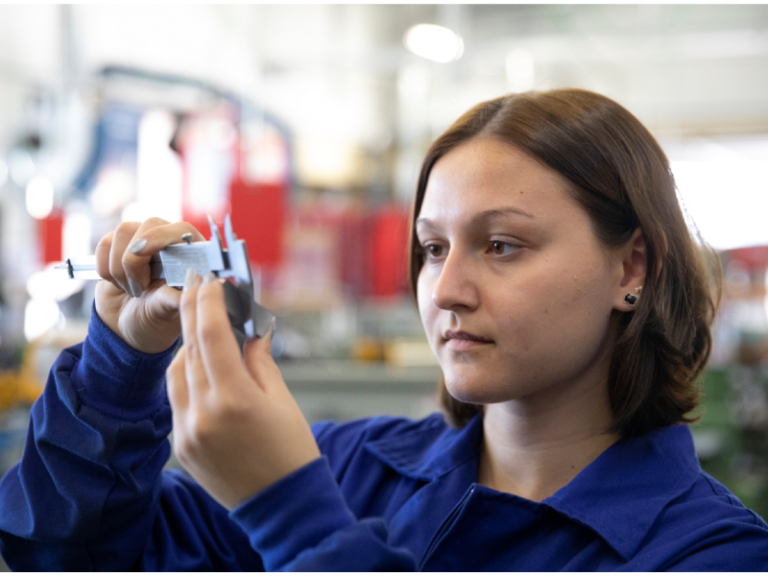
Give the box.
[166,271,321,510]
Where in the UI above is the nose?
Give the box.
[431,249,480,312]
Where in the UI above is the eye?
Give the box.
[423,243,446,260]
[489,240,519,257]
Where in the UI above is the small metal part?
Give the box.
[205,216,226,272]
[54,257,96,280]
[55,214,276,351]
[158,243,214,286]
[54,256,166,281]
[219,213,274,339]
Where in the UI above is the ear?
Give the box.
[614,228,647,312]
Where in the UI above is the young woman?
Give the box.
[1,89,766,570]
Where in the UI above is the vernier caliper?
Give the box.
[56,215,275,348]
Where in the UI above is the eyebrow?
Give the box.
[416,206,536,230]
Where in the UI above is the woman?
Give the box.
[1,89,766,570]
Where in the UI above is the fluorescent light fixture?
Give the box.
[404,24,464,63]
[26,175,55,220]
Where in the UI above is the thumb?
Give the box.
[146,282,183,320]
[243,317,277,387]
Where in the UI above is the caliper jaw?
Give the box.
[158,214,275,352]
[216,215,275,347]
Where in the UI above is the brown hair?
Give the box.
[407,89,722,438]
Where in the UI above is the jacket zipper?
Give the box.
[418,485,475,571]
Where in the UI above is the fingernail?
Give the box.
[202,272,217,286]
[128,238,148,254]
[128,278,143,298]
[184,268,197,291]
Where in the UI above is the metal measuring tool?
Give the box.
[55,214,275,348]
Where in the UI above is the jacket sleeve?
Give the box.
[0,305,262,571]
[230,456,416,571]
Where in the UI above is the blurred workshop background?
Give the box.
[0,3,767,522]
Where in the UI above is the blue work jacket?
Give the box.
[0,306,766,570]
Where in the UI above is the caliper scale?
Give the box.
[56,215,275,349]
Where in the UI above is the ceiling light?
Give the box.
[404,24,464,63]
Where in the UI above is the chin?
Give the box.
[442,369,510,405]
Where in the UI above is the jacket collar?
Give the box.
[543,423,701,560]
[365,414,701,561]
[364,413,484,482]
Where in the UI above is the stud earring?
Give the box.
[624,293,638,306]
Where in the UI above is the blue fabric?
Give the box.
[0,304,767,570]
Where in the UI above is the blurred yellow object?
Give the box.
[0,343,44,412]
[351,337,385,363]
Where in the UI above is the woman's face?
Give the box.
[416,138,627,406]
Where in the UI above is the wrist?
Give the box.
[230,457,356,571]
[73,303,179,420]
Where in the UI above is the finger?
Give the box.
[122,219,205,299]
[108,222,141,295]
[146,283,184,319]
[126,218,206,257]
[179,269,209,401]
[95,231,117,287]
[166,345,190,414]
[196,274,248,388]
[166,348,192,467]
[243,318,277,391]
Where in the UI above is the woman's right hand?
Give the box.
[94,218,206,354]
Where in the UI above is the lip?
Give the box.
[443,330,493,351]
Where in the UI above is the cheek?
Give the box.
[498,262,613,354]
[417,273,436,331]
